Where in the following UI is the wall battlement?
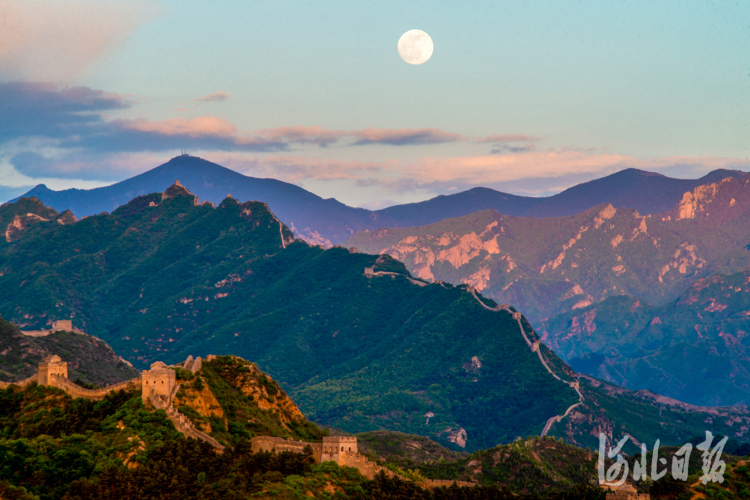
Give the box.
[251,436,476,487]
[20,319,85,337]
[3,354,476,488]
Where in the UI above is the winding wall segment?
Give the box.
[469,288,584,436]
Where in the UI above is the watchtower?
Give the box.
[38,355,68,385]
[141,361,176,402]
[321,436,358,462]
[51,320,73,331]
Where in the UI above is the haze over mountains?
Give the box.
[11,155,744,245]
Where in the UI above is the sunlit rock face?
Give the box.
[345,173,750,322]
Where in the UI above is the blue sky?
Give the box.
[0,0,748,207]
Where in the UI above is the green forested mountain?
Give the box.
[0,316,139,386]
[1,185,749,453]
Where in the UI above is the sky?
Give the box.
[0,0,749,208]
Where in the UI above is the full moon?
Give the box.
[398,29,433,65]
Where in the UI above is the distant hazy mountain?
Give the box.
[537,267,750,407]
[375,187,543,226]
[346,173,750,322]
[523,168,744,217]
[11,155,745,245]
[14,155,382,246]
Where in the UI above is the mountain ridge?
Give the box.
[10,155,745,245]
[345,173,750,322]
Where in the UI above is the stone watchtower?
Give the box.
[51,320,73,331]
[321,436,358,462]
[141,361,176,402]
[37,355,68,385]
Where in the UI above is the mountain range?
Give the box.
[2,184,749,453]
[347,174,750,319]
[538,269,750,407]
[346,174,750,406]
[11,154,744,246]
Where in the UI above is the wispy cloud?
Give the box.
[253,126,464,147]
[476,134,542,143]
[0,0,158,82]
[194,91,231,104]
[350,128,464,146]
[176,91,232,111]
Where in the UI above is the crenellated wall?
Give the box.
[250,436,475,487]
[0,374,37,390]
[3,353,476,488]
[49,374,142,400]
[251,436,322,461]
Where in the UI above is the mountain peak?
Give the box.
[163,180,199,205]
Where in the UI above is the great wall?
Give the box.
[363,263,586,439]
[468,286,585,437]
[0,351,473,489]
[363,269,645,500]
[250,435,474,487]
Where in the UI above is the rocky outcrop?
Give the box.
[147,384,225,451]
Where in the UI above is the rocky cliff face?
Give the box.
[538,269,750,406]
[345,174,750,322]
[666,175,750,224]
[174,355,324,445]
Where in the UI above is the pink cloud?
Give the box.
[183,151,750,193]
[118,116,240,138]
[0,0,158,82]
[383,152,749,192]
